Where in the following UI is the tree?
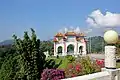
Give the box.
[116,40,120,56]
[40,40,54,55]
[87,36,105,53]
[0,54,21,80]
[12,28,46,80]
[0,28,46,80]
[0,45,16,69]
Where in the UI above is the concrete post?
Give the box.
[105,46,116,69]
[103,45,119,80]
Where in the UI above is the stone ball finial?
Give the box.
[104,30,119,44]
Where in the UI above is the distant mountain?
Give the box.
[0,40,14,45]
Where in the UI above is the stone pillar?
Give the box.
[54,43,57,56]
[76,42,79,55]
[63,42,66,56]
[74,42,77,56]
[105,46,116,69]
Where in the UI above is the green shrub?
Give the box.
[65,55,75,63]
[0,29,46,80]
[79,56,100,74]
[64,63,83,78]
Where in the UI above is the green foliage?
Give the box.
[40,41,53,56]
[64,56,101,78]
[44,59,62,69]
[0,28,46,80]
[79,56,100,74]
[65,55,75,63]
[87,36,105,53]
[47,56,70,69]
[64,63,82,78]
[47,56,101,78]
[0,54,21,80]
[0,47,16,69]
[116,41,120,56]
[12,28,46,80]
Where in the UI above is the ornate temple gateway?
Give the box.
[53,27,87,56]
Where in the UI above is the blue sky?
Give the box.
[0,0,120,41]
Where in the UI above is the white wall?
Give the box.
[77,42,87,55]
[62,71,110,80]
[65,42,77,55]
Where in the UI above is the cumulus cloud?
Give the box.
[86,10,120,27]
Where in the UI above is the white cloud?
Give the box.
[86,10,120,27]
[84,28,92,34]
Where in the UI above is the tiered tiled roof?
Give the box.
[53,37,58,42]
[65,31,76,36]
[76,38,82,41]
[53,30,85,42]
[55,32,64,37]
[77,33,85,37]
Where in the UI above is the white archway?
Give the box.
[67,44,74,54]
[57,46,63,55]
[79,46,83,54]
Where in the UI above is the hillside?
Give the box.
[0,40,13,45]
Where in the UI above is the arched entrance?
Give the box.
[79,46,83,54]
[57,46,62,55]
[67,44,74,54]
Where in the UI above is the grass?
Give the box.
[47,56,70,70]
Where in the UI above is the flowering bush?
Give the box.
[64,57,101,78]
[65,63,82,78]
[41,68,65,80]
[96,59,104,68]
